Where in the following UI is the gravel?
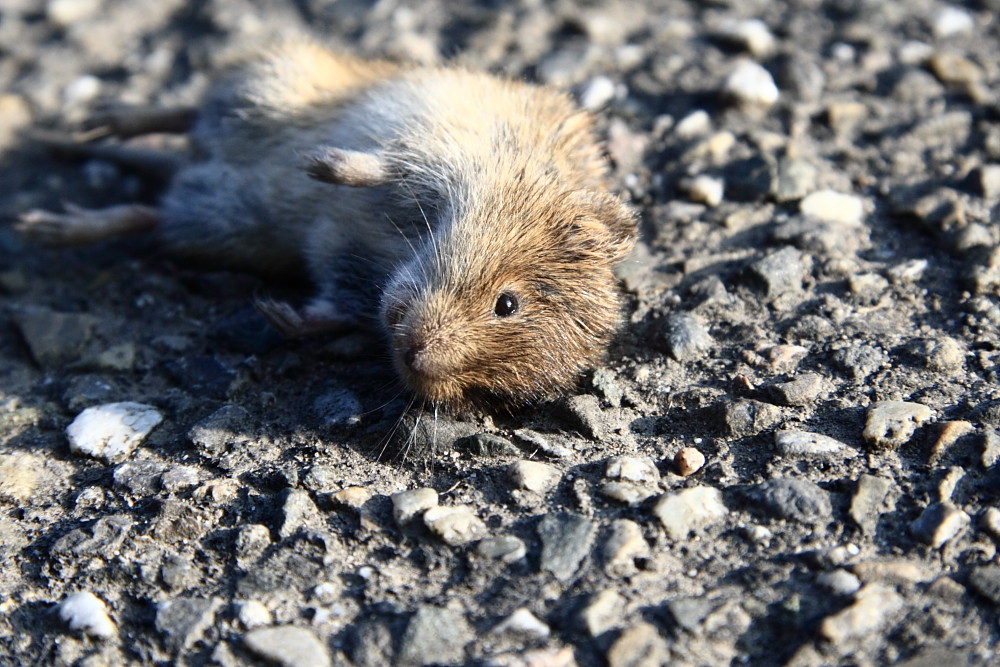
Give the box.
[2,1,1000,665]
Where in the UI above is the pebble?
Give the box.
[188,404,253,456]
[750,478,832,524]
[983,429,1000,468]
[66,402,163,462]
[887,258,929,284]
[765,373,825,407]
[560,393,606,440]
[716,18,775,58]
[659,312,713,361]
[819,584,904,643]
[723,155,775,201]
[849,475,893,535]
[492,608,550,638]
[719,399,782,438]
[863,401,934,450]
[817,569,862,596]
[929,52,983,88]
[0,452,41,501]
[244,626,332,667]
[605,456,659,483]
[744,247,806,297]
[512,429,573,458]
[422,505,487,546]
[799,190,865,226]
[967,565,1000,606]
[911,337,965,373]
[279,489,321,540]
[606,622,669,667]
[457,433,520,457]
[312,387,362,427]
[775,157,817,202]
[579,75,617,110]
[652,486,728,540]
[236,600,272,629]
[399,605,472,666]
[46,0,100,25]
[833,343,889,381]
[155,597,222,652]
[59,591,117,640]
[581,589,625,637]
[911,501,970,548]
[602,519,650,575]
[508,460,561,494]
[476,535,527,563]
[980,507,1000,540]
[852,559,931,585]
[929,420,975,465]
[937,466,964,502]
[391,488,438,525]
[724,59,779,108]
[971,164,1000,199]
[775,430,853,459]
[53,514,132,556]
[674,447,706,476]
[683,175,724,206]
[538,513,596,581]
[931,6,974,39]
[13,308,95,366]
[674,110,711,139]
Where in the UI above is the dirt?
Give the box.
[0,1,998,665]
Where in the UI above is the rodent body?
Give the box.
[23,41,638,408]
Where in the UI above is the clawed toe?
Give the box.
[255,297,356,339]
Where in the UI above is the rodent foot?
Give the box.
[255,297,355,338]
[17,203,159,246]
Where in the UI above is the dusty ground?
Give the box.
[1,0,999,665]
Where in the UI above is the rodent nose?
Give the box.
[404,343,424,368]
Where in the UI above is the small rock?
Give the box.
[279,489,321,540]
[423,505,487,546]
[980,507,1000,540]
[605,622,669,667]
[971,164,1000,199]
[652,486,728,540]
[852,559,931,585]
[722,155,776,201]
[113,460,170,496]
[967,565,1000,606]
[775,430,854,459]
[236,600,272,629]
[659,312,713,361]
[509,460,561,494]
[244,626,332,667]
[683,175,724,206]
[580,75,617,110]
[13,308,95,366]
[929,52,983,87]
[457,433,520,457]
[46,0,100,25]
[887,259,929,284]
[765,373,825,407]
[674,447,705,476]
[581,589,625,637]
[744,247,806,297]
[602,519,650,575]
[929,420,975,463]
[0,452,41,501]
[312,387,362,427]
[605,456,659,483]
[833,343,889,381]
[937,466,964,502]
[66,402,163,463]
[799,190,865,226]
[825,101,867,133]
[59,592,117,640]
[724,59,779,108]
[538,513,596,581]
[235,524,271,570]
[476,535,527,563]
[561,393,606,440]
[818,569,862,596]
[188,404,253,456]
[674,110,711,139]
[600,481,659,506]
[399,606,472,666]
[512,429,573,458]
[775,157,818,202]
[863,401,934,450]
[849,475,894,535]
[53,514,132,556]
[982,429,1000,468]
[392,488,438,525]
[155,597,222,652]
[911,501,970,548]
[715,18,775,58]
[718,399,783,438]
[819,584,904,643]
[163,355,238,400]
[492,608,550,638]
[931,6,974,39]
[750,478,832,523]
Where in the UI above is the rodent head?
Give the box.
[380,187,637,409]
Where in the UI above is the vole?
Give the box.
[18,40,638,409]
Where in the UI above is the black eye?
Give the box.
[494,292,519,317]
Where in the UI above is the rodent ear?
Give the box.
[304,146,392,187]
[569,190,638,262]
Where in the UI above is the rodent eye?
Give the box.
[385,302,407,328]
[494,292,519,317]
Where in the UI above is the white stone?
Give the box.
[59,591,117,639]
[674,110,711,139]
[820,584,903,642]
[684,175,724,206]
[897,40,934,66]
[508,460,561,494]
[774,429,854,458]
[63,75,101,106]
[391,487,438,525]
[237,600,272,629]
[799,190,865,225]
[932,7,974,39]
[605,456,659,483]
[817,569,862,596]
[718,19,775,58]
[491,608,550,638]
[423,505,487,546]
[580,76,617,111]
[724,60,779,108]
[47,0,100,26]
[66,402,163,462]
[652,486,728,540]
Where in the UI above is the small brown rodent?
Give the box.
[19,40,638,409]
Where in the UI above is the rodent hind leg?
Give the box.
[83,106,197,140]
[16,203,160,246]
[255,296,359,339]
